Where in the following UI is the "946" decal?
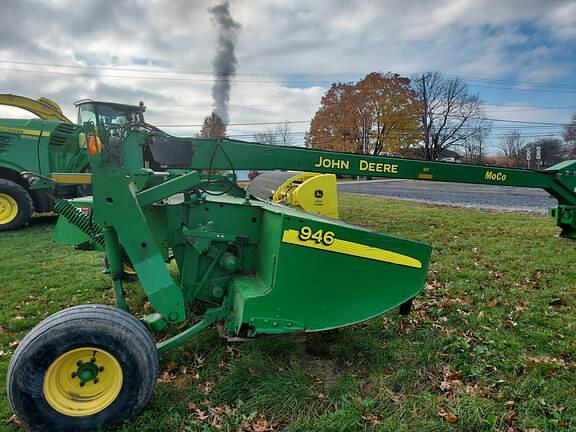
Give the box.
[298,226,335,246]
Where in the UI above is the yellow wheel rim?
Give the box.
[43,347,123,417]
[0,193,18,225]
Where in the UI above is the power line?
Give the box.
[446,74,576,90]
[155,117,571,128]
[1,60,576,93]
[2,59,575,89]
[49,101,575,114]
[156,120,310,127]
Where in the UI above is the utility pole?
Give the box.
[363,115,368,155]
[420,73,431,160]
[362,114,368,180]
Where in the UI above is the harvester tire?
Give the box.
[7,304,158,432]
[0,179,33,231]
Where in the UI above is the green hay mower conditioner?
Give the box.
[6,109,576,431]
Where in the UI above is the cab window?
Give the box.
[78,104,97,126]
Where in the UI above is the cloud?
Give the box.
[0,0,574,142]
[544,2,576,40]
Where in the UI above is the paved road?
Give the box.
[338,179,557,213]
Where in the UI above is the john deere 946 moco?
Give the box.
[7,109,576,431]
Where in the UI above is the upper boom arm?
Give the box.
[186,138,576,206]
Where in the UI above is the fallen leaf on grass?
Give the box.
[445,370,462,381]
[157,371,177,383]
[196,380,214,394]
[165,361,178,372]
[361,412,383,425]
[194,408,209,421]
[210,405,229,415]
[438,410,459,424]
[488,299,500,307]
[8,415,23,427]
[437,366,463,393]
[243,415,279,432]
[526,356,566,368]
[549,298,569,307]
[503,410,518,425]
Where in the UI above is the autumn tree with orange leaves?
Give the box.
[305,72,420,155]
[200,112,227,138]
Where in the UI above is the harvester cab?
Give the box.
[74,99,145,131]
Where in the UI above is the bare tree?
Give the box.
[459,121,491,163]
[563,112,576,158]
[254,128,279,145]
[498,130,525,167]
[276,121,292,146]
[254,121,292,146]
[200,112,226,138]
[413,72,488,160]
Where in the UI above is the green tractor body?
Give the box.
[0,99,144,230]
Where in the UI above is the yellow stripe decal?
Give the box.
[52,174,92,184]
[418,173,433,180]
[281,229,422,268]
[0,127,50,137]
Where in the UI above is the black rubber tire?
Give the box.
[0,178,33,231]
[7,304,158,432]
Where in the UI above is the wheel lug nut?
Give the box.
[76,360,83,366]
[79,382,85,387]
[93,377,99,384]
[71,372,77,378]
[90,357,96,363]
[98,366,105,372]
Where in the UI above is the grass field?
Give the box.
[1,194,576,432]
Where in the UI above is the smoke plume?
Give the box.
[208,1,241,125]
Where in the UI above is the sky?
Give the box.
[0,0,575,152]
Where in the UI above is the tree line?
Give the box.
[305,72,492,162]
[198,72,576,169]
[304,71,576,168]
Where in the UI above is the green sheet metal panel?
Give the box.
[228,202,431,335]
